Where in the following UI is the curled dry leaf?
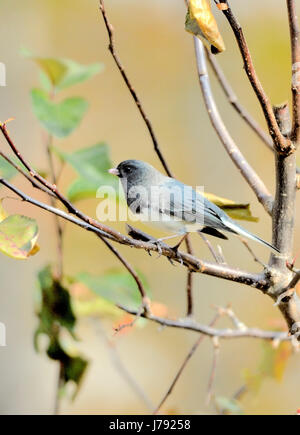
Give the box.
[185,0,225,54]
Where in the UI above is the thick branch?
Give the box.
[269,104,300,339]
[287,0,300,144]
[194,38,274,214]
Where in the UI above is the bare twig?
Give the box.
[205,46,274,152]
[193,37,274,215]
[117,303,291,341]
[206,337,220,406]
[287,0,300,144]
[185,236,194,316]
[46,135,64,280]
[95,319,154,411]
[153,312,221,415]
[98,0,172,177]
[199,232,222,263]
[216,305,247,331]
[218,1,293,154]
[240,237,265,268]
[0,150,56,198]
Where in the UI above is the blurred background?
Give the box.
[0,0,299,415]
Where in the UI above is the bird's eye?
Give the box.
[124,166,132,173]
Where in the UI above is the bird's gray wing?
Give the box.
[161,179,234,231]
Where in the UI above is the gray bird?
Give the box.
[109,160,279,253]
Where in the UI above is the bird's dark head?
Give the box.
[109,160,156,185]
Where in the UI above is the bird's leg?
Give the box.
[154,233,187,262]
[170,234,188,266]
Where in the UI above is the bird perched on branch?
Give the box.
[109,160,279,254]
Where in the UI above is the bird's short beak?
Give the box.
[108,168,120,176]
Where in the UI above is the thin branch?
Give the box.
[46,135,64,279]
[205,337,220,406]
[240,237,265,268]
[216,305,247,331]
[193,37,274,215]
[205,46,274,152]
[95,319,154,411]
[98,0,173,177]
[287,0,300,144]
[218,1,293,154]
[199,232,222,263]
[185,235,194,316]
[0,150,56,198]
[153,312,221,415]
[117,303,291,341]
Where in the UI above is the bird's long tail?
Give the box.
[222,219,280,253]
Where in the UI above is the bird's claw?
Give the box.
[171,246,184,266]
[153,240,163,258]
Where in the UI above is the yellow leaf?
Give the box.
[273,342,292,382]
[200,191,259,222]
[28,243,40,257]
[185,0,225,53]
[0,206,40,257]
[0,200,7,222]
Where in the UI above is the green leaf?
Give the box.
[0,156,18,180]
[53,143,119,201]
[67,178,102,202]
[34,265,88,399]
[31,56,103,91]
[36,265,76,337]
[31,89,89,138]
[76,269,150,310]
[215,396,244,415]
[0,215,39,259]
[47,335,88,400]
[73,297,121,319]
